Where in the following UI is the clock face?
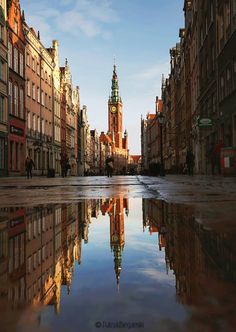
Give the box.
[112,234,119,242]
[111,106,117,113]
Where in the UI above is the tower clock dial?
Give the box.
[111,106,117,113]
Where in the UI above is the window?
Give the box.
[0,60,4,81]
[37,87,40,102]
[42,246,45,261]
[41,91,44,106]
[14,48,18,73]
[32,57,35,71]
[210,1,214,23]
[32,83,35,100]
[26,53,30,66]
[8,42,13,68]
[33,114,36,131]
[0,95,5,122]
[37,116,40,132]
[27,112,31,129]
[9,81,12,114]
[226,2,231,28]
[45,93,47,108]
[14,20,18,34]
[227,67,231,81]
[42,119,45,134]
[220,13,224,40]
[49,96,51,110]
[211,45,215,69]
[19,53,24,77]
[14,85,18,116]
[33,253,37,269]
[205,14,208,34]
[41,66,44,79]
[27,256,32,274]
[37,63,40,75]
[27,80,30,97]
[20,88,24,118]
[38,249,41,265]
[0,24,4,41]
[200,26,203,46]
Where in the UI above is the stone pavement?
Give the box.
[0,174,236,210]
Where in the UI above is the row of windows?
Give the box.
[9,141,24,171]
[9,81,24,119]
[26,80,52,109]
[27,216,53,241]
[219,58,236,101]
[8,234,25,273]
[26,53,52,86]
[8,42,24,77]
[200,1,214,47]
[27,267,53,301]
[27,244,53,274]
[27,112,52,136]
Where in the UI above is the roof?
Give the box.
[130,155,141,163]
[100,132,112,144]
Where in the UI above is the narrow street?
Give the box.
[0,175,236,332]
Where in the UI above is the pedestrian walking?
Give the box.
[211,140,223,175]
[25,156,35,179]
[186,148,195,176]
[105,155,114,177]
[61,155,69,178]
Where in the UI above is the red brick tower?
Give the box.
[108,65,123,149]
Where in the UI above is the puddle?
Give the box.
[0,198,235,332]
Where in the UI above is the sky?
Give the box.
[21,0,184,154]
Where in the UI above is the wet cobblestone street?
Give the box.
[0,176,236,332]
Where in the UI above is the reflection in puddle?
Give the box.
[0,198,235,331]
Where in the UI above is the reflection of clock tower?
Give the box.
[109,198,125,290]
[108,65,123,148]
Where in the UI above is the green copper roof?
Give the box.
[111,65,121,103]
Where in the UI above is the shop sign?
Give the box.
[10,125,24,137]
[197,118,213,127]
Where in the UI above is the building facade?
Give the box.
[217,0,236,175]
[48,40,61,176]
[60,59,78,176]
[8,0,26,175]
[0,0,8,176]
[142,0,236,176]
[24,24,54,175]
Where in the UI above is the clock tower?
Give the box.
[108,65,123,148]
[109,198,125,290]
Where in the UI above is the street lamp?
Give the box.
[157,112,165,177]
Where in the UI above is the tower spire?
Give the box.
[111,63,120,103]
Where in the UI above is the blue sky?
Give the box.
[21,0,184,154]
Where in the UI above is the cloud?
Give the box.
[132,61,170,81]
[23,0,118,41]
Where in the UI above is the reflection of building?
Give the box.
[1,198,131,320]
[101,197,129,289]
[0,203,82,315]
[142,199,167,251]
[142,198,236,308]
